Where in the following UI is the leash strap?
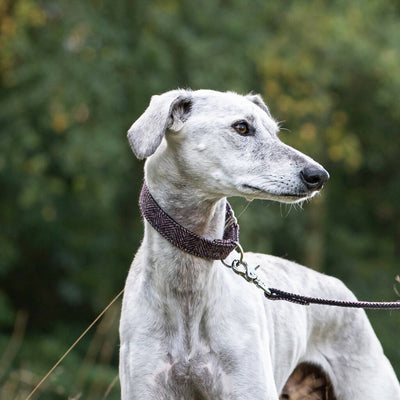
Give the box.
[139,183,239,260]
[265,287,400,309]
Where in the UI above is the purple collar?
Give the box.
[139,183,239,260]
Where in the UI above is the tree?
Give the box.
[1,0,399,398]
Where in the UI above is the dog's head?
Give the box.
[127,89,329,203]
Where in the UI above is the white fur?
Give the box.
[120,89,400,399]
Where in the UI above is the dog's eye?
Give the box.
[233,121,251,136]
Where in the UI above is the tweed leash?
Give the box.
[139,183,239,260]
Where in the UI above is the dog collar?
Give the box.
[139,183,239,260]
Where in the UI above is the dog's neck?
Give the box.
[144,150,227,239]
[142,156,227,297]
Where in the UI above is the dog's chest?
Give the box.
[154,350,232,398]
[152,305,235,397]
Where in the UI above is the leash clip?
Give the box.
[222,242,271,295]
[230,259,257,282]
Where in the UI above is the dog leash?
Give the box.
[223,242,400,310]
[140,183,400,310]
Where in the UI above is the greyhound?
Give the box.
[119,89,400,399]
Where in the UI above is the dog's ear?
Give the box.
[127,90,192,159]
[246,93,272,118]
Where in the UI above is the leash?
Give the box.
[140,182,400,310]
[223,242,400,310]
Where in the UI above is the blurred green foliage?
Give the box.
[1,0,399,398]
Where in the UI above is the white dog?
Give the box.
[119,89,400,399]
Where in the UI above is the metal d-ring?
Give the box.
[221,241,244,268]
[233,241,244,263]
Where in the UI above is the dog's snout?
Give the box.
[300,166,330,191]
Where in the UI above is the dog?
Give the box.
[119,89,400,399]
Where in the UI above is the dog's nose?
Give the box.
[300,166,330,191]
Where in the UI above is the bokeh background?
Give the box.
[1,0,400,398]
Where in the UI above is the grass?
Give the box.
[0,300,122,400]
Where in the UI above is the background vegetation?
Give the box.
[1,0,400,398]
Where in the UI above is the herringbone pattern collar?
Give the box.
[139,183,239,260]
